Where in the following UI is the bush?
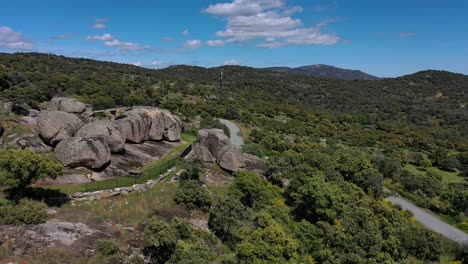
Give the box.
[96,240,120,256]
[0,199,47,225]
[173,181,212,212]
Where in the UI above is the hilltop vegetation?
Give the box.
[0,52,467,263]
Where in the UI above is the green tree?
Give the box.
[0,150,63,194]
[208,196,252,246]
[229,171,274,208]
[288,174,353,223]
[236,212,299,264]
[441,183,468,215]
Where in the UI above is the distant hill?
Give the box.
[263,64,380,80]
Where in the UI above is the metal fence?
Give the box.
[82,143,193,193]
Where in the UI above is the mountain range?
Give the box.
[263,64,380,80]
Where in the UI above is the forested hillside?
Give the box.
[1,52,467,263]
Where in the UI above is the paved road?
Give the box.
[386,195,468,245]
[219,119,244,147]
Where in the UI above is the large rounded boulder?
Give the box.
[197,129,231,159]
[37,111,84,146]
[217,145,244,172]
[124,108,165,141]
[55,137,111,169]
[162,110,181,142]
[76,121,125,153]
[116,114,151,144]
[51,97,86,113]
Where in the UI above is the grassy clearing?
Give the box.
[404,164,464,184]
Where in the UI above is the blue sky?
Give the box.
[1,0,467,77]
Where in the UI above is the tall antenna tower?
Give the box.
[219,70,224,90]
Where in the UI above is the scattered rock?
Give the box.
[28,109,40,117]
[14,133,53,153]
[76,121,125,153]
[55,137,111,169]
[243,153,266,172]
[37,110,84,146]
[11,102,31,116]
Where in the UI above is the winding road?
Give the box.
[219,120,468,245]
[219,119,244,147]
[386,195,468,245]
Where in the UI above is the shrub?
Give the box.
[174,181,212,212]
[0,199,47,225]
[96,240,120,256]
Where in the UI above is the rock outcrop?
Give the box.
[195,129,243,172]
[116,114,151,144]
[55,137,111,169]
[195,128,266,173]
[37,110,84,146]
[50,97,94,123]
[197,129,231,158]
[76,121,125,153]
[117,108,181,143]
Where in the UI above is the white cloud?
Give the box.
[151,60,168,68]
[0,26,34,50]
[181,29,190,36]
[152,61,164,66]
[204,0,283,17]
[132,61,142,66]
[86,33,114,41]
[93,18,107,29]
[204,0,340,48]
[86,33,150,50]
[206,40,226,46]
[224,59,240,65]
[184,39,202,49]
